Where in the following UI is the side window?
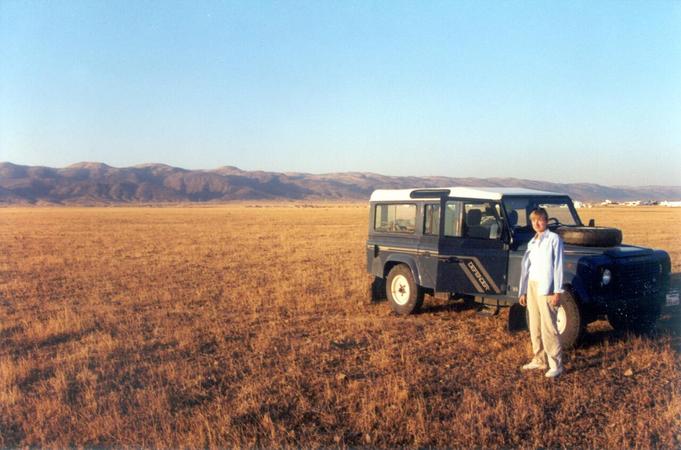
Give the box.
[424,204,440,235]
[444,201,462,237]
[374,204,416,233]
[503,198,529,230]
[508,208,527,228]
[463,202,502,239]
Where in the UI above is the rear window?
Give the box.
[424,204,440,235]
[374,204,416,233]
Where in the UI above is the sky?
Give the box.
[0,1,679,186]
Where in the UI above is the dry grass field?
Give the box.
[0,205,679,448]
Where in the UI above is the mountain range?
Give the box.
[1,162,679,205]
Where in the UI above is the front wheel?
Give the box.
[525,290,584,349]
[557,291,584,349]
[386,265,424,315]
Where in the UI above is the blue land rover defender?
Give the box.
[367,187,672,348]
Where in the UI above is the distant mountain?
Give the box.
[1,162,679,205]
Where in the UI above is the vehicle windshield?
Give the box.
[502,196,581,233]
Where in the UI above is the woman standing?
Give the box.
[518,207,565,378]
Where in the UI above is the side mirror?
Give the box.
[588,219,595,227]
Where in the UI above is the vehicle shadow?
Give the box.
[578,315,681,353]
[653,313,681,351]
[420,297,479,314]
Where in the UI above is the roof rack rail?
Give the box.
[409,189,451,199]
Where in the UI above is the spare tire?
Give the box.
[556,226,622,247]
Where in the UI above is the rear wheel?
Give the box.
[386,265,424,315]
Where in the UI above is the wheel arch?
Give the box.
[561,283,586,310]
[384,255,422,286]
[562,273,586,299]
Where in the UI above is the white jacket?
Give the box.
[518,230,565,297]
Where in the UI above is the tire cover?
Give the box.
[555,226,622,247]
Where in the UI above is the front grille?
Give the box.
[614,260,661,298]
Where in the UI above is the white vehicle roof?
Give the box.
[369,187,567,202]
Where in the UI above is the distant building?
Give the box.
[661,201,681,207]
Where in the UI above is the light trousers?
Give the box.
[526,280,563,370]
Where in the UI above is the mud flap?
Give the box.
[507,303,528,332]
[370,277,387,302]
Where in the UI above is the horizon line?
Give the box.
[1,160,680,189]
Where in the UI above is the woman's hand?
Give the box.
[549,293,561,307]
[519,294,527,306]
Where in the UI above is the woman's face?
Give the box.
[531,214,548,233]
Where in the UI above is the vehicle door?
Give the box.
[436,199,509,295]
[416,201,441,289]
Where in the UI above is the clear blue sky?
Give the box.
[1,1,679,186]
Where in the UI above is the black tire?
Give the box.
[559,291,585,349]
[524,290,584,349]
[607,300,661,334]
[370,276,387,302]
[556,226,622,247]
[386,265,424,315]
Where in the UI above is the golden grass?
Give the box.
[0,205,679,447]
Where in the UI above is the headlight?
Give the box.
[601,269,612,286]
